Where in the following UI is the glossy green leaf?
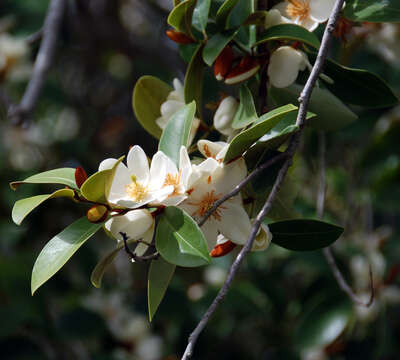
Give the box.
[90,246,122,288]
[12,189,75,226]
[80,170,111,203]
[10,168,78,191]
[179,43,199,63]
[155,206,210,267]
[225,104,297,163]
[216,0,239,27]
[168,0,196,36]
[192,0,211,32]
[148,257,176,321]
[31,217,104,294]
[184,45,204,118]
[232,85,258,129]
[310,55,399,108]
[132,76,172,139]
[269,219,344,251]
[159,102,196,166]
[227,0,253,28]
[344,0,400,22]
[254,24,320,49]
[270,84,358,131]
[202,29,237,66]
[295,297,352,351]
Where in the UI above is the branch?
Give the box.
[8,0,67,125]
[317,133,374,307]
[181,1,346,358]
[120,232,159,262]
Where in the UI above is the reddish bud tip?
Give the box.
[87,205,108,223]
[210,240,236,258]
[225,56,260,85]
[166,30,195,44]
[75,166,88,189]
[214,45,235,81]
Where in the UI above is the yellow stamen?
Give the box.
[287,0,310,21]
[188,190,226,221]
[163,170,182,196]
[125,180,147,201]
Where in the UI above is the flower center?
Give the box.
[125,176,148,201]
[287,0,310,21]
[163,171,182,196]
[189,190,226,221]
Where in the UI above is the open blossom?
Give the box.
[213,96,239,137]
[272,0,335,32]
[156,78,200,144]
[99,145,191,209]
[268,46,310,88]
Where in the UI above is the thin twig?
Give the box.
[8,0,67,125]
[181,1,346,358]
[26,29,43,45]
[317,134,374,307]
[120,232,159,262]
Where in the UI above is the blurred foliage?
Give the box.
[1,1,400,360]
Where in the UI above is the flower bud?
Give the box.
[87,205,108,223]
[166,30,195,44]
[213,96,239,136]
[210,239,236,257]
[251,223,272,252]
[214,45,234,81]
[75,166,88,189]
[225,56,260,85]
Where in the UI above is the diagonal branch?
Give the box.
[181,1,346,358]
[8,0,67,125]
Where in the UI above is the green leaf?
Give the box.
[155,206,210,267]
[254,24,320,49]
[227,0,254,28]
[158,102,196,166]
[225,104,298,163]
[309,55,398,108]
[202,29,237,66]
[184,44,204,118]
[232,85,258,129]
[295,297,352,351]
[31,217,104,294]
[80,170,111,203]
[192,0,211,32]
[132,76,172,139]
[179,43,199,63]
[12,189,75,226]
[344,0,400,22]
[148,257,176,321]
[10,168,78,191]
[270,84,358,131]
[168,0,197,36]
[216,0,239,28]
[269,219,344,251]
[90,246,121,288]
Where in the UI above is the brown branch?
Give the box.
[8,0,67,125]
[181,1,346,358]
[317,133,374,307]
[120,232,159,262]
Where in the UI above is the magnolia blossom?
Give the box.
[156,78,200,144]
[268,46,310,88]
[272,0,336,32]
[105,209,154,256]
[213,96,239,137]
[100,145,191,208]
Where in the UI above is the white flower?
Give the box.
[0,33,30,81]
[213,96,239,137]
[265,9,289,28]
[156,78,200,144]
[272,0,336,32]
[197,139,229,162]
[179,141,249,250]
[105,209,154,256]
[100,145,191,208]
[268,46,310,88]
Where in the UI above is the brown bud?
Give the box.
[75,166,88,189]
[214,45,234,81]
[210,240,236,258]
[87,205,108,224]
[225,56,260,85]
[166,30,195,44]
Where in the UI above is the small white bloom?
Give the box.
[265,9,289,28]
[272,0,336,32]
[156,78,200,144]
[268,46,309,88]
[213,96,239,137]
[252,223,273,251]
[0,33,30,81]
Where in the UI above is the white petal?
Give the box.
[135,224,155,256]
[213,96,238,135]
[149,151,177,189]
[188,117,200,145]
[265,9,284,28]
[252,223,272,252]
[198,140,227,159]
[126,145,150,184]
[299,17,319,31]
[108,163,131,204]
[160,194,187,206]
[309,0,335,22]
[272,1,290,18]
[156,116,168,130]
[268,46,305,88]
[218,202,252,245]
[201,220,219,251]
[99,158,117,171]
[214,158,247,195]
[160,100,183,118]
[179,146,192,188]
